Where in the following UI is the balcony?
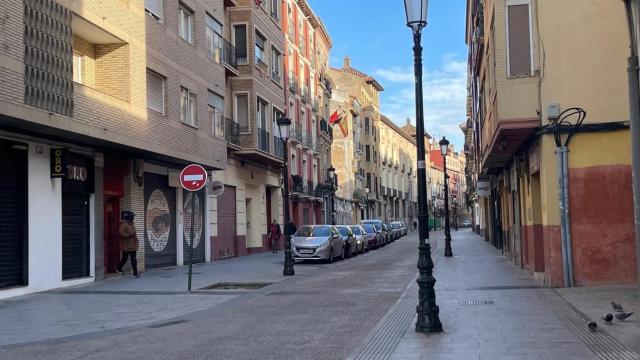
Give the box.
[291,175,304,194]
[306,180,319,198]
[257,127,270,153]
[222,38,238,75]
[289,123,302,144]
[381,186,387,197]
[353,189,365,204]
[312,99,319,113]
[288,75,298,94]
[303,131,313,149]
[300,87,309,104]
[273,134,284,159]
[225,117,240,146]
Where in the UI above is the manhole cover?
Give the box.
[198,282,272,290]
[456,300,494,305]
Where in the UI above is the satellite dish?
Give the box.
[210,180,225,196]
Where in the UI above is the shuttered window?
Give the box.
[147,70,164,114]
[73,52,83,84]
[208,90,224,137]
[234,25,247,64]
[507,3,532,77]
[235,93,249,132]
[145,0,162,19]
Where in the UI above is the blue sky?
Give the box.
[307,0,468,149]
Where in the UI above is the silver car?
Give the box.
[291,225,343,263]
[335,225,357,258]
[349,225,368,253]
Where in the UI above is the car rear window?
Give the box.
[337,227,349,236]
[350,226,361,235]
[295,226,330,237]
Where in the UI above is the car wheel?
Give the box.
[328,247,334,263]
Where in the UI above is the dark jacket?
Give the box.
[284,222,297,236]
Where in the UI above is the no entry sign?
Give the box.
[180,164,207,192]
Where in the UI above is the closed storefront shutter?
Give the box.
[0,141,28,289]
[183,189,205,264]
[144,173,177,269]
[216,185,237,259]
[62,192,90,280]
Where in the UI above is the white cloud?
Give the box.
[378,55,467,148]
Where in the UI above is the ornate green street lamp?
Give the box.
[277,116,294,276]
[440,136,453,257]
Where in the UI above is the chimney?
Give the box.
[406,117,411,126]
[343,57,350,69]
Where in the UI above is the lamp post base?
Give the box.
[444,237,453,257]
[283,249,295,276]
[416,242,443,333]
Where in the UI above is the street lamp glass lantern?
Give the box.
[439,136,450,156]
[327,165,335,182]
[277,116,291,141]
[365,186,370,194]
[404,0,428,33]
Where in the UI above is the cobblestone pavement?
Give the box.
[385,229,639,360]
[0,231,427,360]
[0,252,319,347]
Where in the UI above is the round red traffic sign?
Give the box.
[180,164,208,192]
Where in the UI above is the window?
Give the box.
[146,70,165,114]
[364,117,370,134]
[506,1,532,77]
[180,87,197,126]
[291,153,297,175]
[72,52,83,84]
[255,30,266,66]
[271,46,281,81]
[235,93,249,132]
[206,15,223,63]
[270,0,280,21]
[145,0,162,19]
[234,24,247,64]
[257,97,268,130]
[366,145,370,162]
[208,90,224,137]
[287,2,294,38]
[298,13,304,51]
[178,5,193,43]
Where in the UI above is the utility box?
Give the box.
[547,103,560,120]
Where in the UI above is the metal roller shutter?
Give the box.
[62,192,90,280]
[216,185,237,259]
[0,141,28,289]
[144,173,177,269]
[183,189,205,264]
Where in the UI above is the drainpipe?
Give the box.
[624,0,640,283]
[562,147,574,287]
[556,148,572,287]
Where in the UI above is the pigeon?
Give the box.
[614,312,634,321]
[602,313,614,323]
[587,321,598,332]
[611,301,625,313]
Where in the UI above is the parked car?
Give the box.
[461,220,471,227]
[391,221,403,239]
[381,223,392,244]
[291,225,343,263]
[361,219,385,248]
[335,225,357,258]
[361,223,379,250]
[399,221,408,236]
[349,225,368,253]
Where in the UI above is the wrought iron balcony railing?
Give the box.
[312,99,319,113]
[222,38,237,69]
[288,75,298,94]
[257,127,270,153]
[292,175,304,193]
[291,124,303,143]
[225,117,240,146]
[272,134,284,159]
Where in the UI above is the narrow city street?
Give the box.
[0,231,437,360]
[1,229,638,360]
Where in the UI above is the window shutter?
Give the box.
[208,90,224,111]
[145,0,162,18]
[236,94,249,130]
[234,25,247,58]
[507,4,531,77]
[147,71,164,114]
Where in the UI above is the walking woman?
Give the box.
[269,220,281,255]
[117,211,139,277]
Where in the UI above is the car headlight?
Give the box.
[318,239,330,248]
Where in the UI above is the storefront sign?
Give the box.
[477,179,491,197]
[62,152,95,193]
[50,148,68,178]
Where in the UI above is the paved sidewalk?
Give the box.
[0,252,318,347]
[388,229,639,360]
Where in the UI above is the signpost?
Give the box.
[180,164,208,293]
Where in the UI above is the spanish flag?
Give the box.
[329,109,348,137]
